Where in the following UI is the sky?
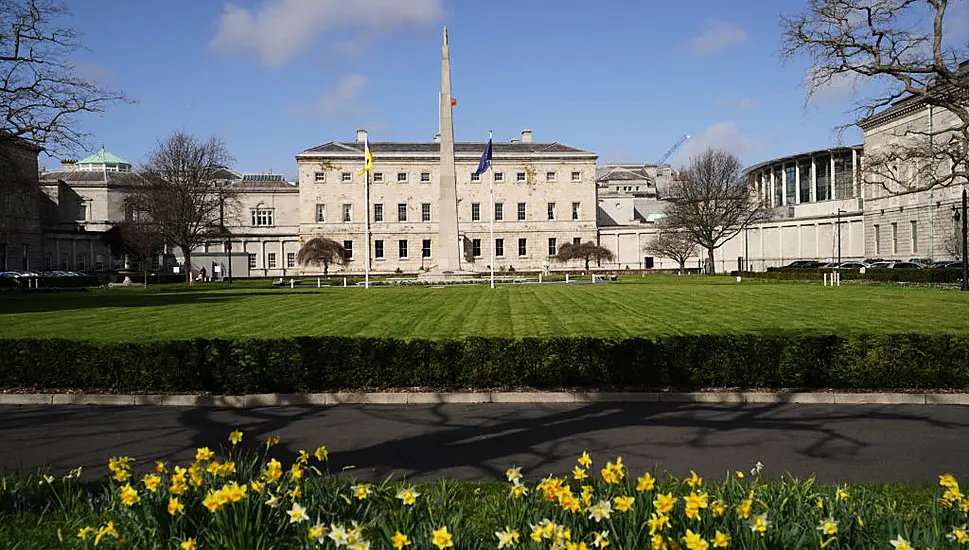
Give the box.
[51,0,900,178]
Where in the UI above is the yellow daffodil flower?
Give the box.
[749,513,770,536]
[495,528,520,548]
[713,530,730,548]
[648,513,670,535]
[817,517,838,536]
[637,472,656,492]
[288,502,308,523]
[711,499,727,517]
[119,483,140,506]
[180,538,197,550]
[391,531,411,549]
[573,466,588,481]
[167,497,184,516]
[614,495,635,513]
[941,474,959,489]
[683,529,709,550]
[314,445,329,462]
[265,434,280,449]
[432,526,453,549]
[351,483,371,500]
[650,534,664,550]
[889,535,912,550]
[592,530,610,548]
[578,451,592,468]
[588,500,612,522]
[947,524,969,544]
[687,470,703,489]
[397,487,420,505]
[506,466,522,483]
[77,526,95,540]
[653,492,677,514]
[195,447,214,462]
[229,430,243,445]
[155,461,165,473]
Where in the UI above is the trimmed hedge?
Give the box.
[1,333,967,393]
[736,268,966,283]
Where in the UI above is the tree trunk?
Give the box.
[181,246,193,284]
[678,259,686,275]
[584,257,590,272]
[706,247,715,275]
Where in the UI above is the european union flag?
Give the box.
[474,133,492,176]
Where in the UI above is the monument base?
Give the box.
[417,269,481,284]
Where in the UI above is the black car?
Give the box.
[784,260,822,269]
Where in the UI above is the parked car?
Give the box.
[908,257,934,266]
[784,260,822,268]
[928,260,960,269]
[816,262,840,268]
[870,261,922,269]
[836,262,868,269]
[868,262,893,269]
[864,258,888,265]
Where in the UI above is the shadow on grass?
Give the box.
[0,288,316,315]
[1,401,968,484]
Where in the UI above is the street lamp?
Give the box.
[953,190,968,291]
[224,239,233,284]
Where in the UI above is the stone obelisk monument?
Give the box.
[437,26,462,273]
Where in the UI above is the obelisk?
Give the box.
[438,27,461,272]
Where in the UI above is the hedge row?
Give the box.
[736,268,966,283]
[1,334,967,393]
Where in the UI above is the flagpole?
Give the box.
[365,164,371,289]
[488,130,495,289]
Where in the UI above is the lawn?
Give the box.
[0,276,967,342]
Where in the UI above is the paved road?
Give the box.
[1,402,967,484]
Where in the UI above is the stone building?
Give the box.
[0,138,44,271]
[295,129,598,274]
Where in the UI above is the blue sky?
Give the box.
[55,0,879,177]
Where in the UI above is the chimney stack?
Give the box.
[434,133,441,143]
[521,128,533,143]
[356,129,368,143]
[61,159,77,172]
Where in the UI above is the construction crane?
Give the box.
[656,134,691,165]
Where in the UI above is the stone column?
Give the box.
[852,148,859,199]
[811,157,817,203]
[829,155,836,200]
[794,162,801,204]
[781,166,787,206]
[769,169,776,208]
[437,27,462,272]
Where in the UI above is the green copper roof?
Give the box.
[78,146,129,166]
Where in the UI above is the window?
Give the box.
[268,253,277,269]
[548,238,557,256]
[78,253,86,271]
[516,171,526,182]
[571,171,581,182]
[517,202,526,221]
[398,239,408,258]
[472,203,481,221]
[95,254,104,271]
[287,252,295,268]
[314,171,325,182]
[911,220,918,253]
[572,202,580,220]
[891,222,898,254]
[341,172,352,182]
[494,172,504,182]
[343,240,353,260]
[373,172,383,183]
[422,203,431,222]
[495,238,504,257]
[547,202,556,220]
[397,203,407,222]
[472,238,481,257]
[518,238,527,256]
[79,203,87,221]
[495,203,504,221]
[45,253,51,270]
[420,172,431,183]
[471,172,480,182]
[546,171,556,182]
[60,252,69,270]
[397,172,408,183]
[315,204,325,223]
[874,225,881,255]
[573,237,582,245]
[375,240,384,259]
[248,254,256,269]
[151,256,160,270]
[374,203,384,222]
[342,204,352,222]
[422,239,431,258]
[251,209,274,226]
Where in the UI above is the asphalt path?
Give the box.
[1,402,966,484]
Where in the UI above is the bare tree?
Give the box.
[662,149,766,275]
[645,228,697,274]
[781,0,969,192]
[296,237,347,277]
[127,131,234,283]
[942,217,963,261]
[0,0,126,154]
[555,241,615,272]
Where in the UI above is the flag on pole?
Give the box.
[356,135,373,176]
[473,132,493,176]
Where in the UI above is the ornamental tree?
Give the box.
[645,228,697,274]
[555,241,615,272]
[296,237,347,277]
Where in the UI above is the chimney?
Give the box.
[61,159,77,172]
[521,128,533,143]
[511,138,520,143]
[434,133,441,143]
[356,129,368,143]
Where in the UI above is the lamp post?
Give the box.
[224,240,232,283]
[954,190,968,291]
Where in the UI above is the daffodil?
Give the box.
[308,523,327,541]
[713,530,730,548]
[510,483,528,498]
[588,499,612,522]
[567,543,590,550]
[390,531,411,549]
[351,483,372,500]
[578,451,592,468]
[637,472,656,492]
[683,529,709,550]
[180,538,197,550]
[947,524,969,544]
[749,513,770,536]
[119,483,140,506]
[573,466,588,480]
[592,530,610,548]
[650,534,664,550]
[711,499,727,517]
[329,525,349,545]
[432,526,453,549]
[735,470,744,478]
[396,487,420,505]
[195,447,214,461]
[77,526,95,540]
[288,502,308,523]
[941,474,959,489]
[142,474,161,492]
[686,470,703,489]
[889,535,912,550]
[249,480,263,494]
[506,466,522,483]
[684,491,709,520]
[297,449,310,464]
[265,493,280,508]
[653,492,677,514]
[736,492,753,519]
[229,430,243,445]
[613,495,634,512]
[167,497,184,516]
[837,487,849,501]
[288,485,302,500]
[495,528,520,548]
[155,461,165,473]
[817,517,838,536]
[289,463,304,481]
[202,489,224,512]
[647,513,669,535]
[265,434,280,449]
[94,522,118,546]
[314,445,329,462]
[265,459,283,482]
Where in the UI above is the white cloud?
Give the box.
[316,74,368,121]
[808,69,863,102]
[672,122,757,166]
[210,0,444,67]
[690,20,748,57]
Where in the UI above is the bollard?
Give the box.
[317,278,321,288]
[836,271,841,287]
[290,279,294,289]
[539,273,542,283]
[343,277,347,287]
[592,274,596,283]
[823,273,828,286]
[566,274,570,284]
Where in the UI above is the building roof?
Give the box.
[78,146,130,166]
[298,141,595,158]
[39,170,147,186]
[596,165,652,182]
[744,145,864,173]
